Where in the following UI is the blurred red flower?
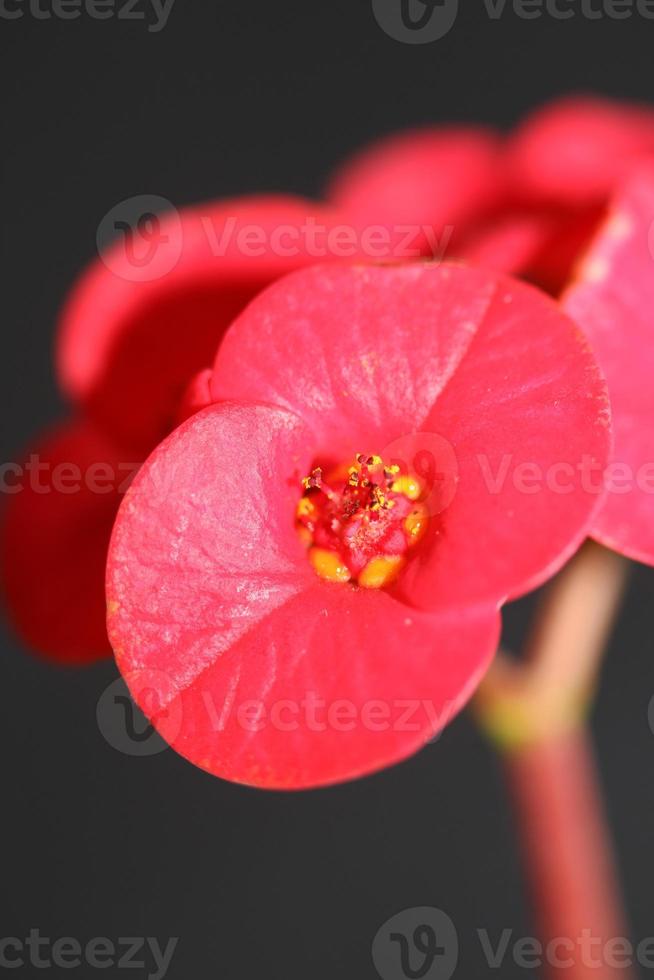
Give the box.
[1,196,345,663]
[329,96,654,294]
[563,165,654,564]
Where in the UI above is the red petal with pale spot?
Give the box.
[107,403,500,789]
[563,166,654,564]
[211,263,610,607]
[507,96,654,208]
[57,195,343,452]
[328,127,505,254]
[2,419,139,663]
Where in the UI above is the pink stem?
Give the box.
[476,542,632,979]
[507,729,633,979]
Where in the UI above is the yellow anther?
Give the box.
[404,505,429,546]
[392,475,422,501]
[302,467,322,490]
[309,547,352,583]
[358,555,405,589]
[371,486,389,510]
[296,497,317,520]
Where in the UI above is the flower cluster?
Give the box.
[4,95,654,788]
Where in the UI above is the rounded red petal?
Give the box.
[107,402,499,789]
[57,195,342,452]
[108,403,317,694]
[210,262,500,451]
[148,589,499,790]
[563,166,654,564]
[328,127,505,252]
[507,96,654,207]
[1,419,138,663]
[211,263,611,607]
[399,281,610,607]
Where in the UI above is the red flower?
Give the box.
[1,420,135,662]
[329,97,654,295]
[2,195,345,663]
[107,263,610,789]
[466,108,654,567]
[506,95,654,207]
[563,165,654,565]
[58,195,344,452]
[328,126,505,257]
[462,96,654,293]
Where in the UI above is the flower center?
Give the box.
[296,453,429,589]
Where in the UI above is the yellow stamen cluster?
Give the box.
[296,453,431,590]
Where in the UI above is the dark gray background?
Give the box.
[1,2,654,977]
